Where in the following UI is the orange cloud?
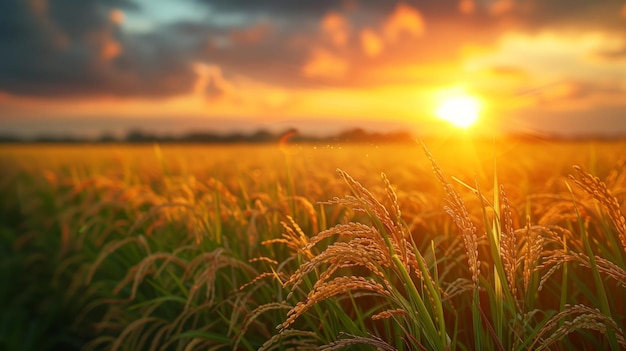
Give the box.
[360,28,383,57]
[189,62,295,114]
[88,31,122,60]
[489,0,515,16]
[193,63,234,100]
[537,81,584,104]
[321,12,350,47]
[230,22,272,45]
[101,39,122,60]
[301,48,348,79]
[384,3,425,43]
[484,66,529,81]
[109,9,124,25]
[458,0,475,15]
[622,4,626,19]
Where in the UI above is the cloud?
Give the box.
[489,0,516,16]
[0,0,197,98]
[464,30,626,113]
[533,80,626,109]
[301,48,348,79]
[512,109,626,137]
[196,0,339,17]
[513,0,625,31]
[458,0,475,15]
[109,9,125,24]
[321,12,351,47]
[229,21,273,45]
[360,28,383,57]
[466,31,626,79]
[188,61,295,114]
[193,63,232,100]
[594,46,626,62]
[383,3,425,43]
[94,32,123,60]
[1,0,625,102]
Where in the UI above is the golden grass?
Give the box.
[570,165,626,251]
[2,140,626,350]
[423,143,480,285]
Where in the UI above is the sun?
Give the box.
[435,95,481,128]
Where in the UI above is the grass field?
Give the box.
[1,138,626,350]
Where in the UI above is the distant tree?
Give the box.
[97,132,118,143]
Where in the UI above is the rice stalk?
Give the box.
[422,143,480,286]
[86,235,151,285]
[532,304,626,350]
[258,330,321,351]
[499,185,519,300]
[320,333,398,351]
[566,180,621,351]
[539,250,626,289]
[570,165,626,251]
[273,167,448,350]
[112,252,187,301]
[278,276,390,332]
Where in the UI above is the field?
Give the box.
[1,139,626,350]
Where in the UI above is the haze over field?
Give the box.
[1,0,626,138]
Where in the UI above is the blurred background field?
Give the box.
[1,139,625,350]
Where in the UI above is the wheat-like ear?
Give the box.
[532,304,626,350]
[263,215,313,258]
[284,196,319,233]
[239,271,286,291]
[570,165,626,251]
[370,308,407,320]
[112,252,187,301]
[110,317,162,351]
[303,222,380,250]
[499,184,519,298]
[184,249,256,308]
[329,169,418,275]
[320,333,398,351]
[335,169,397,238]
[86,235,150,284]
[422,142,480,285]
[283,237,392,299]
[381,172,411,262]
[278,276,390,332]
[521,221,546,294]
[540,250,626,290]
[258,329,321,351]
[234,302,292,350]
[605,155,626,188]
[382,172,401,223]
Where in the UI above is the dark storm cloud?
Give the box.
[0,0,196,98]
[196,0,340,16]
[0,0,624,98]
[195,0,625,29]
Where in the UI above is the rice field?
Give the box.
[1,138,626,350]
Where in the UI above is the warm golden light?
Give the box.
[435,95,481,128]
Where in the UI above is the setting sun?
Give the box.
[435,95,481,128]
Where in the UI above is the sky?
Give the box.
[1,0,626,138]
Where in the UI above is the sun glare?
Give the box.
[435,95,481,128]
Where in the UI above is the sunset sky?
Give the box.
[1,0,626,138]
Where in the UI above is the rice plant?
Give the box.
[1,141,625,350]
